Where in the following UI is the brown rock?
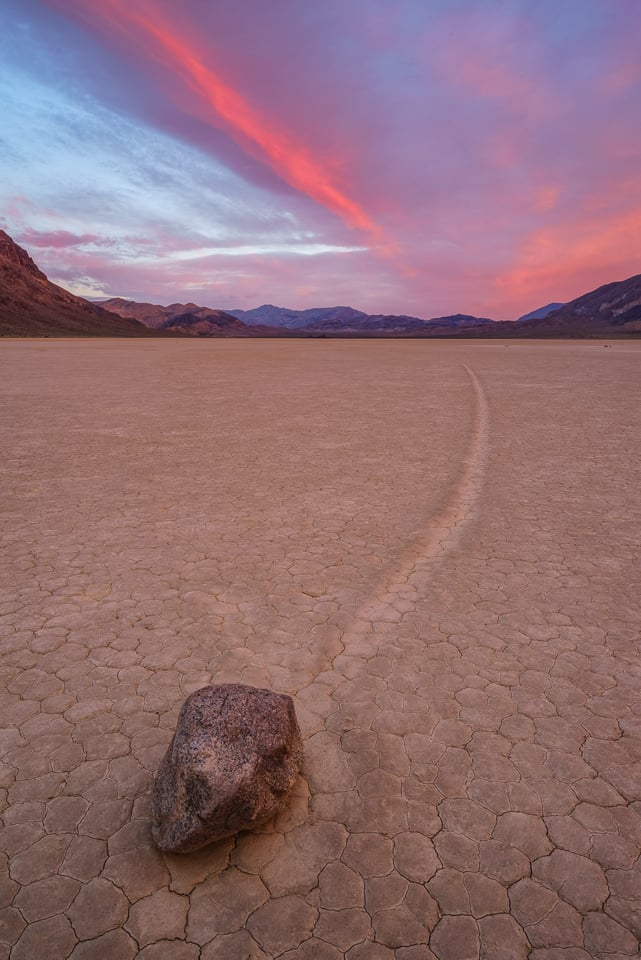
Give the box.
[152,684,303,852]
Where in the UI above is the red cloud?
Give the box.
[51,0,383,243]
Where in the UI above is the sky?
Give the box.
[1,1,640,319]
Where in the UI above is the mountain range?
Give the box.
[228,304,494,335]
[1,229,640,338]
[101,297,495,336]
[100,284,641,337]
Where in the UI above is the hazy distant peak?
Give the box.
[517,302,565,322]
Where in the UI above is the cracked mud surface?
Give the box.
[1,338,641,959]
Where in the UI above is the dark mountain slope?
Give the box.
[0,231,154,337]
[516,275,641,336]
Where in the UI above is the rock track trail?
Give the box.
[1,340,641,959]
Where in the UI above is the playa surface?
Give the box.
[1,338,640,959]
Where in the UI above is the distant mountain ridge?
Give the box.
[228,303,492,334]
[227,279,641,337]
[229,304,369,329]
[52,277,641,339]
[101,297,494,336]
[0,231,154,337]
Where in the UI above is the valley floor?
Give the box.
[1,339,641,958]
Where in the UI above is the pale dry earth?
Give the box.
[1,338,640,959]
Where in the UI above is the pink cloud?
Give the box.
[17,228,114,248]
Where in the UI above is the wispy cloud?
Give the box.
[18,228,115,248]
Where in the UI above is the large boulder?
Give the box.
[152,683,304,852]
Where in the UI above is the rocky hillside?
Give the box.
[0,231,155,337]
[532,275,641,334]
[454,274,641,338]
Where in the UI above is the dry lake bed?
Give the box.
[1,338,641,959]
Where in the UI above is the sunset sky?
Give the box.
[1,0,640,319]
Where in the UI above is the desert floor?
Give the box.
[1,338,641,959]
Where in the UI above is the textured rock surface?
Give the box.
[152,684,303,852]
